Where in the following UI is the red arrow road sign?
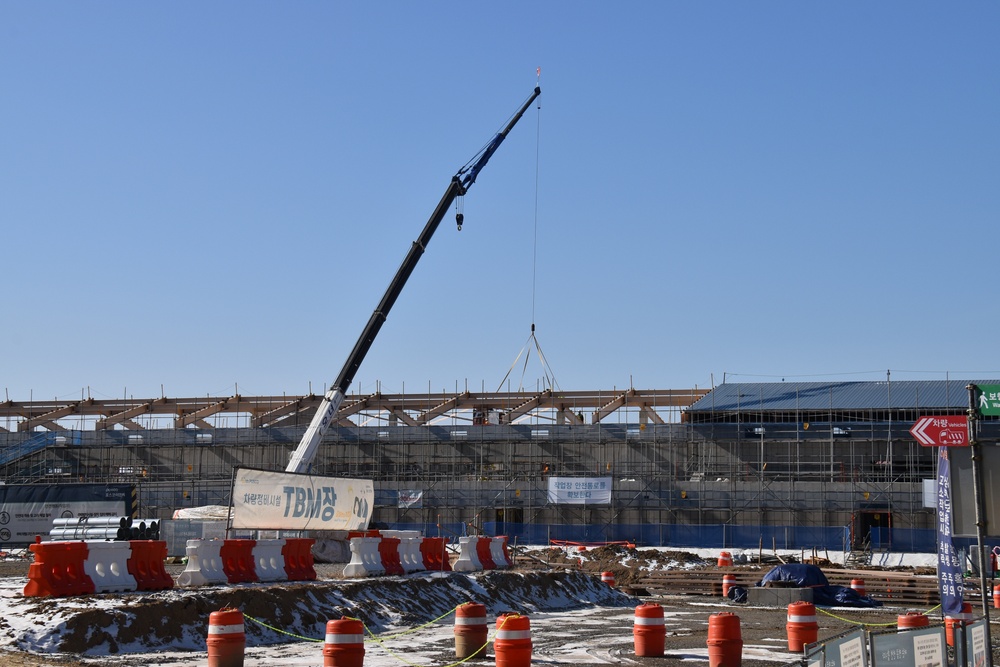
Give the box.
[909,415,968,447]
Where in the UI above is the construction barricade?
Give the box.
[343,537,385,578]
[177,539,228,588]
[490,536,511,568]
[398,536,425,573]
[24,537,176,597]
[252,539,287,582]
[83,540,136,593]
[419,537,452,571]
[128,540,174,591]
[452,536,483,572]
[220,539,258,584]
[22,537,95,597]
[475,537,497,570]
[178,538,316,588]
[378,536,404,575]
[282,537,317,581]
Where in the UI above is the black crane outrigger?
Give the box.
[286,85,541,473]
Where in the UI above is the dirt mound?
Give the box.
[5,570,636,657]
[525,545,710,586]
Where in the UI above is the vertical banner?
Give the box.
[937,447,964,616]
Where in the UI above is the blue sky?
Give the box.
[2,3,998,402]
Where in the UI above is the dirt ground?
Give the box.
[0,547,993,667]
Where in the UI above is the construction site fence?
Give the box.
[381,522,939,552]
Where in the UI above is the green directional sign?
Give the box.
[975,384,1000,416]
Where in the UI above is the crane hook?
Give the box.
[456,212,464,231]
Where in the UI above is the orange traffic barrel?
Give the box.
[494,613,532,667]
[633,603,665,657]
[994,585,1000,609]
[717,551,733,567]
[706,612,742,667]
[323,618,365,667]
[786,601,818,652]
[850,579,866,596]
[601,571,616,587]
[207,609,245,667]
[722,574,736,597]
[945,602,973,647]
[454,602,488,660]
[897,612,930,631]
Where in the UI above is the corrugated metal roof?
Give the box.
[687,380,1000,412]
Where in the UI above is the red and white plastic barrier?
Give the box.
[23,536,175,597]
[177,538,317,588]
[491,537,513,568]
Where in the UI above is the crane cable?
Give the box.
[496,68,561,395]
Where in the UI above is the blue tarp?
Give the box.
[728,563,882,607]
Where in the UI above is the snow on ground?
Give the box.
[534,545,938,570]
[0,546,939,666]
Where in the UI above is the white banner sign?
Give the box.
[231,468,373,531]
[397,490,423,508]
[547,477,612,505]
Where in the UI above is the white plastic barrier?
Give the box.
[343,537,385,578]
[452,536,483,572]
[490,537,511,569]
[399,537,425,573]
[176,539,228,588]
[380,530,421,540]
[253,539,287,582]
[84,540,137,593]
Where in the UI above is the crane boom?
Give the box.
[286,85,541,473]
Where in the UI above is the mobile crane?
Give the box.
[286,85,541,474]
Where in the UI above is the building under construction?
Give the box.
[2,379,994,552]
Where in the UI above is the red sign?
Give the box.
[909,415,968,447]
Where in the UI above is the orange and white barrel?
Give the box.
[722,574,736,597]
[993,585,1000,609]
[850,579,866,596]
[717,551,733,567]
[601,571,616,587]
[945,603,973,647]
[323,618,365,667]
[786,601,818,652]
[706,612,742,667]
[494,613,532,667]
[633,603,665,657]
[454,602,488,660]
[207,609,245,667]
[897,612,930,631]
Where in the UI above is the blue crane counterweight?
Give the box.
[286,85,541,474]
